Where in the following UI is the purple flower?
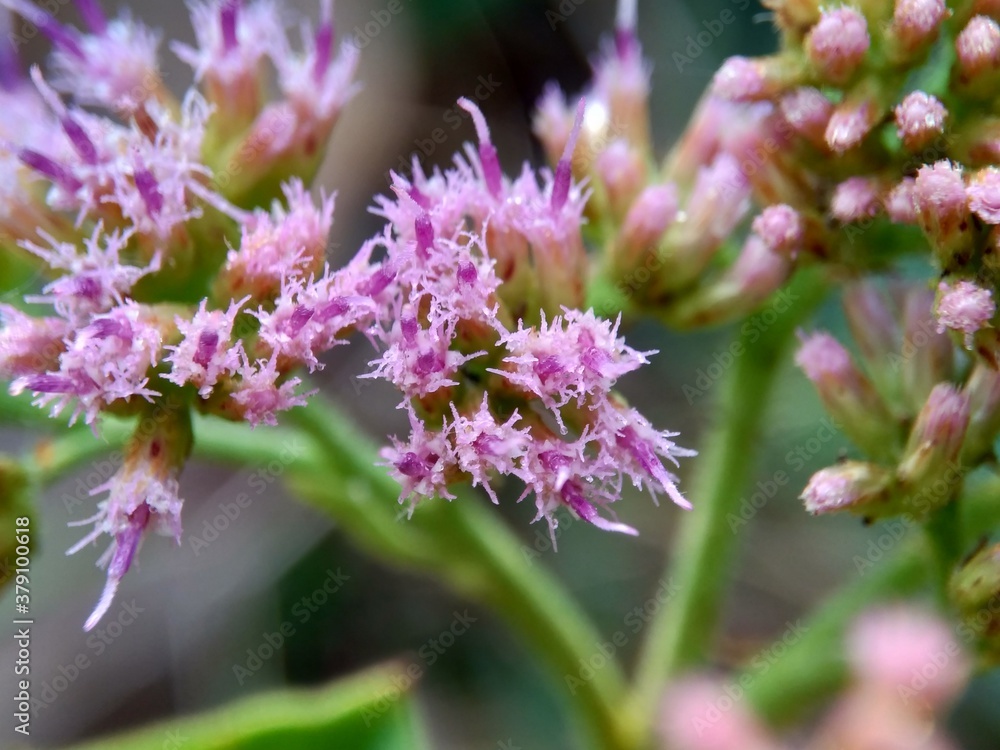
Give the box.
[164,297,248,397]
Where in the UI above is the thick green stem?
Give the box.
[631,272,829,727]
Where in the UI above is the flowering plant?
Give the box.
[1,0,999,748]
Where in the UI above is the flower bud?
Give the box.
[711,55,801,102]
[885,178,919,224]
[896,384,969,506]
[826,93,881,153]
[886,0,949,61]
[779,87,833,148]
[949,544,1000,659]
[843,282,903,405]
[595,139,648,220]
[894,91,947,151]
[659,678,780,750]
[913,160,971,264]
[956,16,1000,89]
[967,166,1000,224]
[751,204,803,257]
[831,177,883,222]
[936,279,995,349]
[617,183,678,266]
[806,8,870,84]
[962,362,1000,462]
[800,461,893,515]
[795,331,902,460]
[900,286,955,412]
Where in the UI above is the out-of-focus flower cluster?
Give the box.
[660,606,969,750]
[0,0,359,628]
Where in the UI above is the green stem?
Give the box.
[286,399,640,750]
[631,271,829,727]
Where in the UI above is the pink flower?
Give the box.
[967,167,1000,223]
[894,91,947,151]
[164,297,248,397]
[0,305,68,379]
[448,396,529,504]
[831,177,883,222]
[13,302,163,425]
[936,279,995,347]
[492,310,652,428]
[230,351,311,427]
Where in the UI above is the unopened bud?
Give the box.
[795,331,901,460]
[897,384,970,502]
[894,91,947,151]
[806,8,870,84]
[800,461,893,515]
[936,279,995,349]
[595,139,648,220]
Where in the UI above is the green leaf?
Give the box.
[61,663,429,750]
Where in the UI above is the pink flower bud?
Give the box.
[806,8,870,83]
[962,363,1000,462]
[619,183,678,260]
[779,86,833,147]
[831,177,882,222]
[967,166,1000,223]
[936,279,995,348]
[595,139,647,219]
[897,384,969,501]
[894,91,947,151]
[889,0,949,55]
[956,15,1000,82]
[800,461,893,514]
[795,331,900,459]
[885,178,919,224]
[659,678,780,750]
[712,56,770,101]
[826,96,879,153]
[913,160,969,247]
[752,204,803,256]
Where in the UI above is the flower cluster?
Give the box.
[0,0,694,629]
[366,92,693,536]
[0,0,359,628]
[660,606,969,750]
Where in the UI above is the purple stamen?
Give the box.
[74,0,107,35]
[360,266,395,297]
[414,350,444,375]
[316,297,349,322]
[551,98,585,212]
[457,262,477,285]
[400,315,418,344]
[193,330,219,368]
[285,305,315,337]
[18,149,82,192]
[415,213,434,257]
[458,97,502,198]
[134,167,164,216]
[220,0,239,53]
[23,374,75,393]
[313,0,334,82]
[397,452,426,478]
[534,355,563,382]
[62,117,98,164]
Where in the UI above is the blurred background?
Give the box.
[2,0,1000,747]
